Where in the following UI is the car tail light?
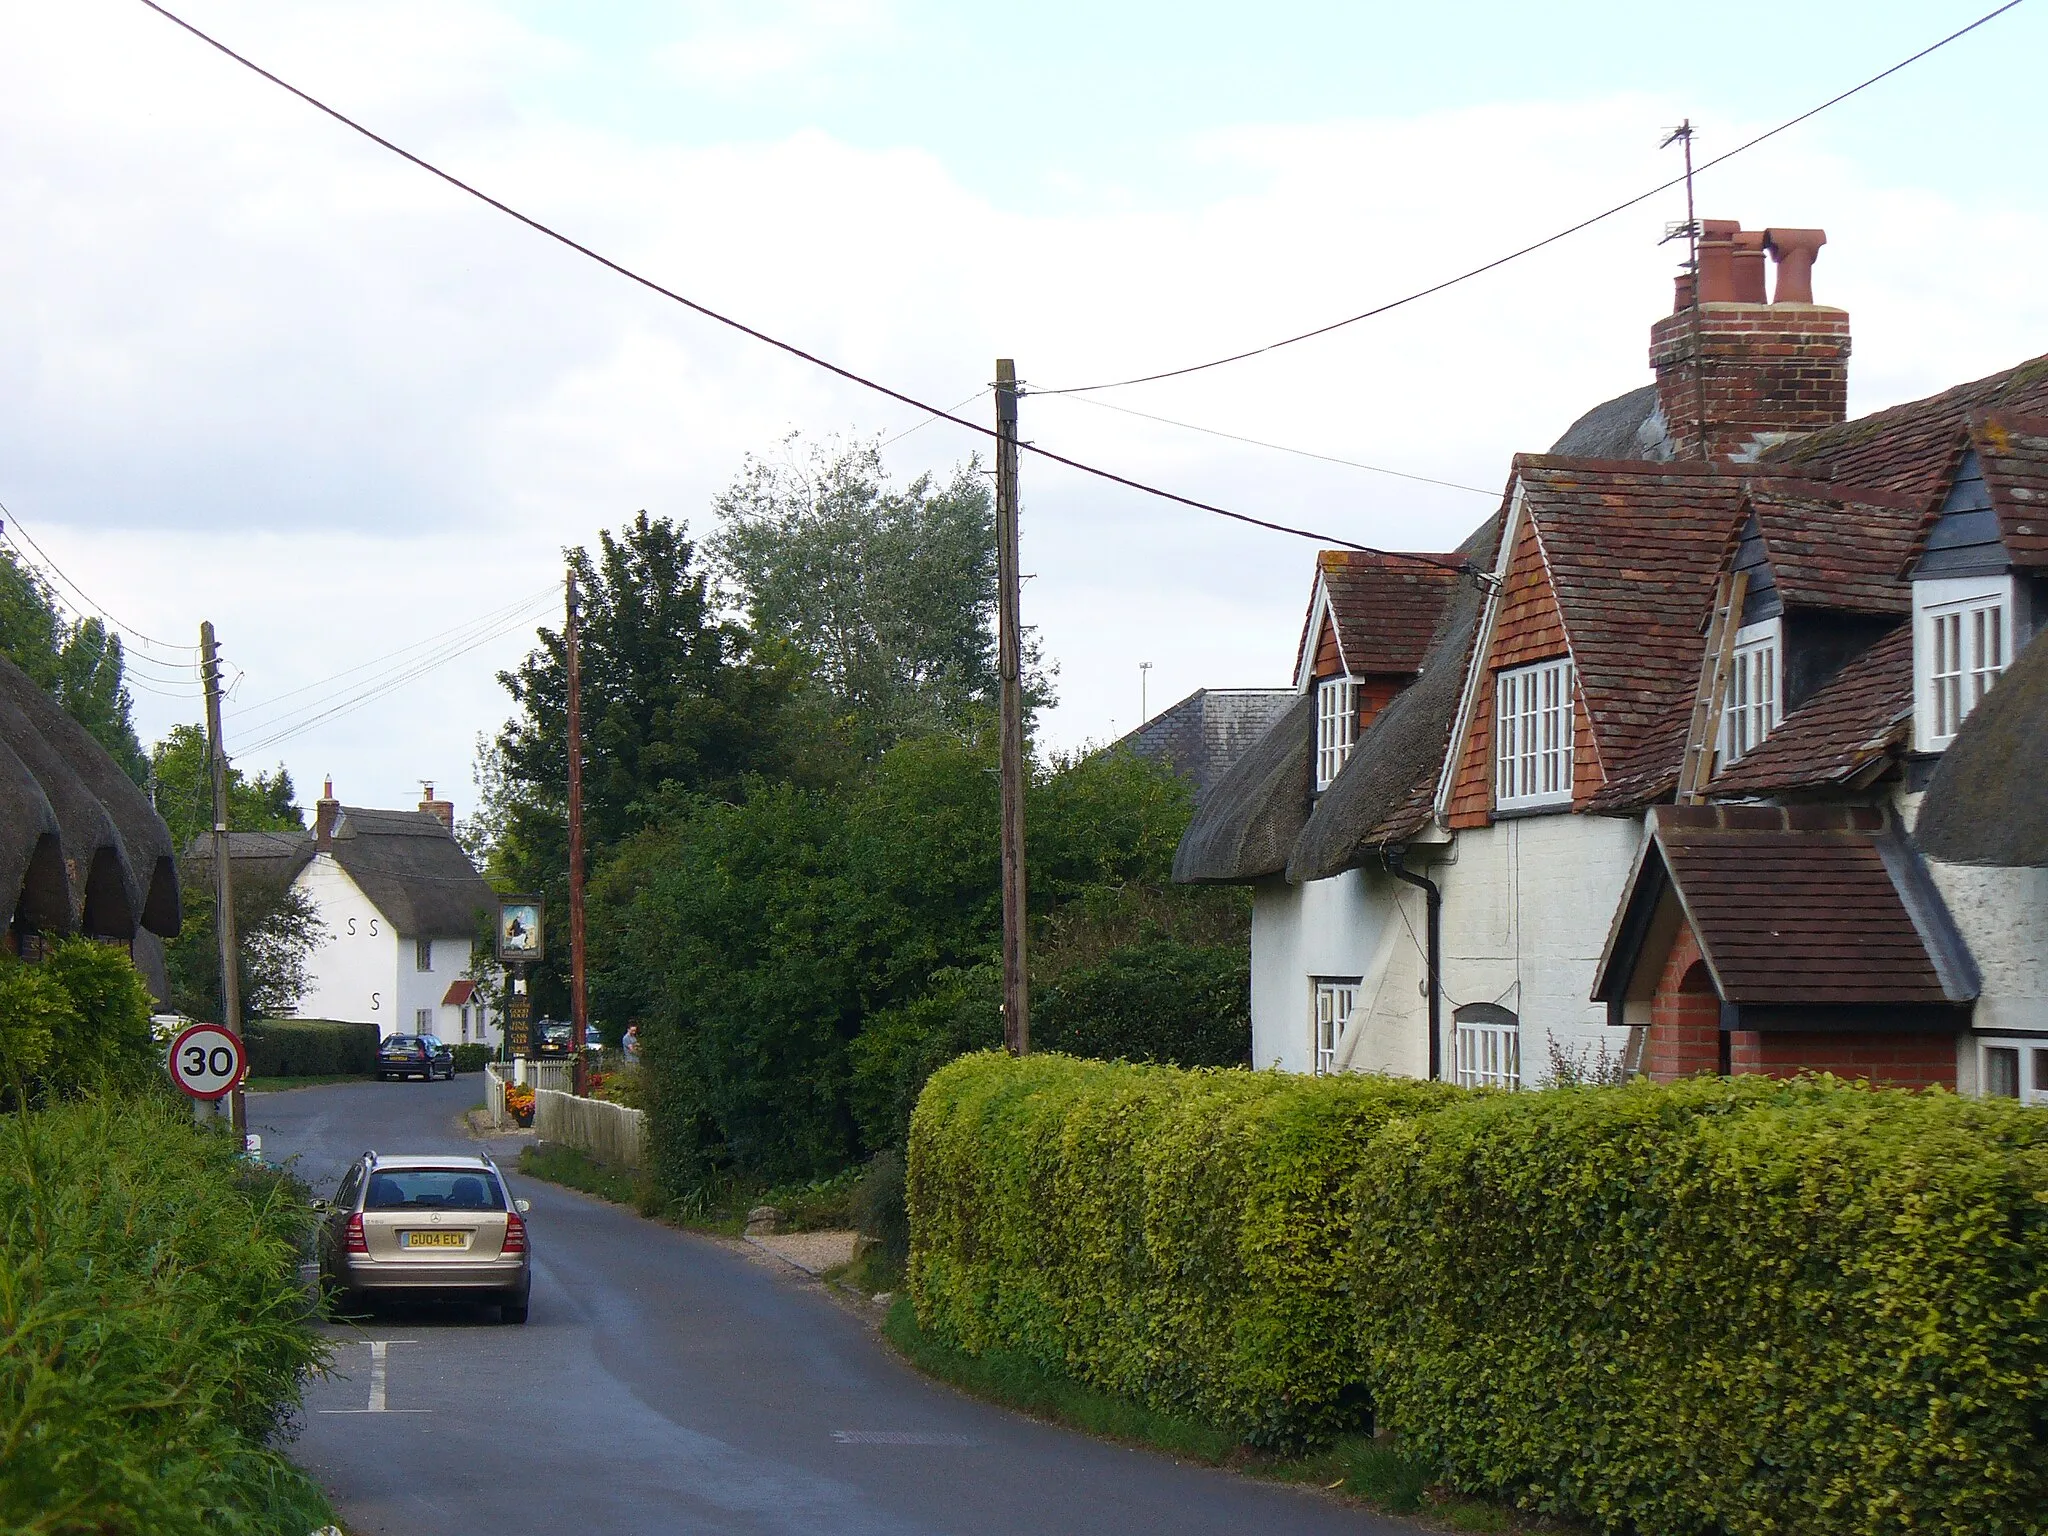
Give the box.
[502,1211,527,1255]
[345,1213,368,1254]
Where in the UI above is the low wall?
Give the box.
[534,1088,645,1170]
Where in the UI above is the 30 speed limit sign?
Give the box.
[168,1023,246,1100]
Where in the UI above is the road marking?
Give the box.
[831,1430,981,1446]
[318,1340,428,1414]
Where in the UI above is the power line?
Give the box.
[879,387,990,450]
[0,502,201,655]
[1031,392,1498,497]
[1036,0,2028,395]
[134,0,1467,575]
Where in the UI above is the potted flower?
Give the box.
[504,1085,535,1127]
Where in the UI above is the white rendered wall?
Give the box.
[1249,869,1414,1075]
[292,857,402,1031]
[1435,812,1645,1085]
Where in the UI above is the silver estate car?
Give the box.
[318,1152,532,1323]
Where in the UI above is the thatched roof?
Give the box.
[1171,691,1314,884]
[0,653,178,942]
[1917,630,2048,867]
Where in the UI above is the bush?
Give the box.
[453,1043,491,1074]
[909,1055,2048,1531]
[0,1092,334,1534]
[1033,940,1249,1068]
[848,964,1002,1152]
[241,1017,377,1078]
[908,1051,1458,1447]
[0,941,160,1100]
[852,1148,909,1268]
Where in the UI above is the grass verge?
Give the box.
[881,1298,1565,1533]
[518,1143,643,1207]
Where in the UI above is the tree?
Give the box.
[710,436,1009,754]
[0,549,146,781]
[147,725,302,852]
[491,511,808,1014]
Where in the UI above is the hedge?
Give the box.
[241,1017,378,1078]
[454,1042,491,1073]
[908,1054,2048,1533]
[0,1092,334,1534]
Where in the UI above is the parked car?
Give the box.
[317,1151,531,1322]
[533,1022,602,1056]
[377,1033,455,1081]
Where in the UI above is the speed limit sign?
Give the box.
[168,1023,246,1100]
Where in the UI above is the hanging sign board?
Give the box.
[497,896,544,965]
[168,1022,246,1100]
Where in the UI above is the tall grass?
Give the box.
[0,1091,334,1535]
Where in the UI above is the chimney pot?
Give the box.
[1731,230,1768,304]
[315,783,340,853]
[418,785,456,832]
[1696,218,1741,303]
[1764,227,1827,304]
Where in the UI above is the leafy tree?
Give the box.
[710,436,1010,754]
[147,724,302,852]
[491,511,807,1014]
[165,875,325,1024]
[0,548,146,781]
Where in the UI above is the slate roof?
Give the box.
[1762,353,2048,499]
[1706,624,1912,797]
[1295,551,1466,681]
[0,653,179,943]
[1290,518,1503,879]
[1116,688,1296,807]
[1593,803,1977,1011]
[1917,629,2048,867]
[1966,410,2048,571]
[187,807,494,938]
[1740,481,1924,614]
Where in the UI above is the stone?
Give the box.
[743,1204,784,1236]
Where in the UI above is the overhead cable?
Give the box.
[0,501,201,655]
[134,0,1467,573]
[1035,0,2028,395]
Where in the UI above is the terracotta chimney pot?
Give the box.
[1764,228,1827,304]
[1696,219,1741,304]
[1731,230,1768,304]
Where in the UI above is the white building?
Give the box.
[216,784,500,1044]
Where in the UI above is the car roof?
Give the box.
[366,1154,495,1171]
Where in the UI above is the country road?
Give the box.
[257,1076,1420,1536]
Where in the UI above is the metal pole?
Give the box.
[995,359,1029,1056]
[565,573,589,1095]
[200,622,244,1134]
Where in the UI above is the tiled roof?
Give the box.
[442,979,477,1006]
[1583,691,1692,814]
[1741,480,1923,614]
[1297,551,1465,679]
[1973,411,2048,570]
[1514,457,1748,767]
[1762,352,2048,498]
[1628,804,1972,1007]
[1707,624,1912,796]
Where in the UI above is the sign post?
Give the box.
[168,1022,247,1105]
[496,896,543,1064]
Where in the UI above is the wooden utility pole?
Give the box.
[565,573,590,1096]
[995,359,1029,1056]
[199,621,244,1135]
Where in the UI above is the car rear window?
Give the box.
[364,1169,506,1211]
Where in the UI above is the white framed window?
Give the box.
[1719,621,1780,767]
[1313,979,1358,1076]
[414,1007,432,1032]
[1916,578,2011,750]
[1315,677,1359,791]
[1494,658,1575,810]
[1454,1004,1521,1090]
[1981,1039,2048,1105]
[415,937,434,972]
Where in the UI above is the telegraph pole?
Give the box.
[199,622,244,1135]
[995,359,1029,1056]
[565,572,590,1096]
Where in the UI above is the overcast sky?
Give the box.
[3,0,2043,816]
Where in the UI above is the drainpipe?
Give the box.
[1383,846,1443,1081]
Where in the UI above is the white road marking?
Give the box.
[830,1430,980,1446]
[318,1340,428,1414]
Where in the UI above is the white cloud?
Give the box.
[2,0,2042,817]
[654,0,895,91]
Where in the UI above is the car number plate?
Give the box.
[400,1231,468,1249]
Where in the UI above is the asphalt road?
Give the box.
[257,1076,1421,1536]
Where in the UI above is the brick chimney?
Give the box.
[1650,221,1850,462]
[418,781,455,832]
[315,777,340,852]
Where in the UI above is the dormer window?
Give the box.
[1719,620,1781,766]
[1915,577,2010,750]
[1315,676,1359,790]
[1495,658,1574,811]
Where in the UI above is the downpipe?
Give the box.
[1383,846,1442,1081]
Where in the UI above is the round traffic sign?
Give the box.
[167,1023,246,1100]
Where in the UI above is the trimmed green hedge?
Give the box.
[0,1092,334,1533]
[242,1017,377,1078]
[453,1042,491,1073]
[908,1054,2048,1533]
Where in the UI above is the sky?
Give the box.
[2,0,2044,817]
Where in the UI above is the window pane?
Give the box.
[1985,1047,2020,1099]
[2033,1048,2048,1096]
[365,1169,506,1211]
